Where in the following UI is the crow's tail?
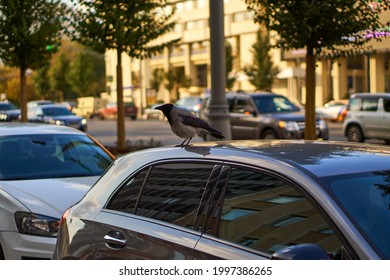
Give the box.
[206,127,225,139]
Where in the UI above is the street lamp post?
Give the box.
[207,0,231,140]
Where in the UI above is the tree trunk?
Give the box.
[116,50,126,151]
[19,67,28,122]
[304,46,317,140]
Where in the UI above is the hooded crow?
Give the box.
[156,103,225,146]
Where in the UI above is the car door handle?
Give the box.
[104,231,127,249]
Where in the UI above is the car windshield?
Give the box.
[252,95,300,113]
[42,107,73,116]
[0,134,113,180]
[323,170,390,259]
[0,103,16,111]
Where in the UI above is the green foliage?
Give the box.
[0,0,68,70]
[150,69,164,93]
[244,29,279,91]
[225,41,236,90]
[69,1,180,58]
[32,61,51,99]
[244,0,390,140]
[245,0,390,60]
[0,0,69,120]
[67,50,105,98]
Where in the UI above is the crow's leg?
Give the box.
[176,138,187,147]
[185,137,193,146]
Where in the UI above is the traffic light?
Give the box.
[46,44,58,51]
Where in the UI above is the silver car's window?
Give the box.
[383,99,390,112]
[0,134,112,180]
[106,163,216,230]
[361,98,378,112]
[217,167,344,259]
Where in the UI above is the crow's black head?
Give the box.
[155,103,174,121]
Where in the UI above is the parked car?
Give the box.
[0,101,20,121]
[202,92,329,140]
[53,140,390,260]
[27,100,54,109]
[28,104,88,132]
[316,99,348,122]
[343,93,390,144]
[0,123,115,259]
[144,103,164,120]
[176,96,203,117]
[97,101,138,120]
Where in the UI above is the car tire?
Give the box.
[261,129,278,139]
[346,124,364,142]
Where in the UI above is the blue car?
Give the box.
[28,104,88,132]
[0,101,20,121]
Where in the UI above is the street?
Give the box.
[86,119,386,147]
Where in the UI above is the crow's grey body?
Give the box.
[156,103,225,146]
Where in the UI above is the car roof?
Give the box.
[117,140,390,178]
[351,93,390,98]
[0,122,85,136]
[225,92,284,99]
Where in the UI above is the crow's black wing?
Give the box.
[180,114,225,139]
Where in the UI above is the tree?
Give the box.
[33,61,51,99]
[70,1,180,151]
[0,0,68,121]
[49,53,71,101]
[164,68,191,101]
[67,50,105,98]
[244,29,279,91]
[225,41,236,90]
[245,0,390,139]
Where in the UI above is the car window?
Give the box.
[232,98,252,114]
[0,134,113,180]
[349,98,361,111]
[106,163,217,230]
[383,99,390,112]
[361,98,378,111]
[215,167,344,259]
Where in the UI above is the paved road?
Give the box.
[87,119,385,147]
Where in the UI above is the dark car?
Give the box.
[97,101,138,120]
[28,104,88,132]
[343,93,390,144]
[176,96,203,117]
[202,92,328,140]
[53,140,390,260]
[0,101,20,121]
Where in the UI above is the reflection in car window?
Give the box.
[107,163,216,230]
[0,134,113,180]
[324,170,390,259]
[217,167,343,258]
[361,99,378,112]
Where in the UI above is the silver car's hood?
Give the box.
[0,176,99,218]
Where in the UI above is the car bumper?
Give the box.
[0,231,55,260]
[280,129,329,140]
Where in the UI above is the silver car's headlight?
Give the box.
[14,211,59,237]
[279,121,299,131]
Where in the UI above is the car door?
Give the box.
[194,165,346,260]
[358,97,382,138]
[91,162,221,259]
[379,97,390,140]
[229,96,258,139]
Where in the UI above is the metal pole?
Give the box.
[207,0,231,140]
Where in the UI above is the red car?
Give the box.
[97,101,138,120]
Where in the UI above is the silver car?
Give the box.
[343,93,390,144]
[0,123,115,259]
[54,140,390,260]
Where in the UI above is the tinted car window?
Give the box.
[361,98,378,112]
[217,167,343,258]
[383,99,390,112]
[107,163,216,229]
[0,134,113,180]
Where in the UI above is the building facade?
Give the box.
[105,0,390,114]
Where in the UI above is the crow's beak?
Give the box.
[155,105,163,111]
